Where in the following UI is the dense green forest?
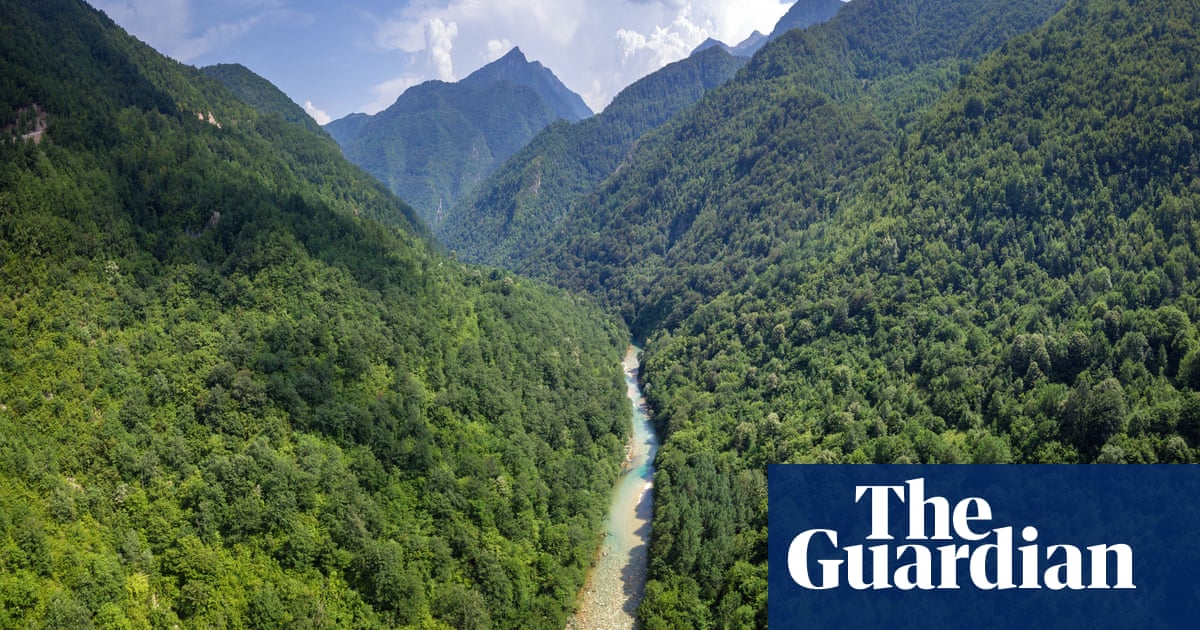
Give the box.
[437,0,1200,626]
[325,48,591,229]
[634,0,1200,626]
[515,0,1069,336]
[439,46,749,268]
[439,0,855,270]
[6,0,1200,627]
[0,1,629,627]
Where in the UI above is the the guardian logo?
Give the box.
[787,478,1135,591]
[769,465,1200,629]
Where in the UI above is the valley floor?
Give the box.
[569,345,658,629]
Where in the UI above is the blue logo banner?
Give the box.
[768,465,1200,629]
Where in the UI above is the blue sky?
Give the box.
[87,0,800,123]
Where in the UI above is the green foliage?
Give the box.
[625,0,1200,623]
[426,0,1200,624]
[513,0,1068,336]
[0,0,628,627]
[439,46,748,268]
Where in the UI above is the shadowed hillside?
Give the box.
[0,1,628,627]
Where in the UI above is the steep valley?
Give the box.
[4,0,1200,628]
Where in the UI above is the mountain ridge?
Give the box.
[325,47,590,228]
[437,0,852,268]
[439,0,1116,624]
[693,0,846,57]
[460,46,593,121]
[8,1,1200,628]
[516,0,1069,334]
[770,0,848,39]
[200,62,328,137]
[438,45,748,267]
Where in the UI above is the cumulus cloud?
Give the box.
[616,8,713,68]
[363,0,791,113]
[95,0,796,119]
[303,101,332,125]
[625,0,691,11]
[358,16,461,113]
[486,38,515,63]
[604,0,792,107]
[425,18,459,81]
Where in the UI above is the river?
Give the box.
[569,344,659,629]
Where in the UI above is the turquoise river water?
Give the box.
[568,345,659,629]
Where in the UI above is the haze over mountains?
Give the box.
[325,47,591,227]
[439,0,849,265]
[438,44,751,267]
[693,0,845,57]
[329,0,849,234]
[5,0,1200,627]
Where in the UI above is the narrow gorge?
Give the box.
[570,345,659,628]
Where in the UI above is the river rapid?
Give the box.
[568,344,659,629]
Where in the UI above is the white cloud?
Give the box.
[172,14,265,62]
[425,18,459,81]
[373,14,422,51]
[93,0,797,119]
[486,38,515,62]
[357,16,460,113]
[363,0,791,113]
[303,100,332,125]
[616,8,712,67]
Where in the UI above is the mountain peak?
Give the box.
[461,47,592,121]
[691,37,730,56]
[692,31,769,58]
[464,46,537,83]
[323,41,591,225]
[500,46,527,62]
[732,30,768,56]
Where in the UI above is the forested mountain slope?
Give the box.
[325,48,591,228]
[440,0,859,269]
[439,46,748,268]
[519,0,1067,335]
[0,1,628,627]
[619,0,1200,626]
[200,63,328,137]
